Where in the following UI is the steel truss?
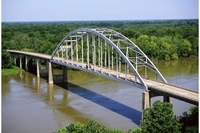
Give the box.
[51,28,167,91]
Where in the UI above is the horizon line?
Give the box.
[2,18,198,23]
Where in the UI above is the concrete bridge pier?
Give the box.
[142,91,172,110]
[36,59,40,78]
[142,91,150,109]
[19,56,22,69]
[48,61,54,84]
[35,59,49,78]
[48,63,68,84]
[25,56,29,71]
[14,55,24,69]
[163,96,172,103]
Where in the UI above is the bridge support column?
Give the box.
[142,91,151,110]
[163,96,172,103]
[36,59,40,78]
[48,62,53,84]
[25,56,29,71]
[19,56,22,69]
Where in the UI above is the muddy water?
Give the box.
[2,57,198,133]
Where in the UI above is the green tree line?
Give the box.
[2,19,198,68]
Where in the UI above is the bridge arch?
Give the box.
[51,28,167,91]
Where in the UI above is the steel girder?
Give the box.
[51,28,167,91]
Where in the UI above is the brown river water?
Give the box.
[2,57,198,133]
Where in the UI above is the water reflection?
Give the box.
[48,84,54,101]
[31,77,91,124]
[27,71,142,126]
[156,57,198,76]
[137,57,198,81]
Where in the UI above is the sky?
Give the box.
[2,0,198,22]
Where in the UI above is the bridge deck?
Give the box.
[8,50,198,105]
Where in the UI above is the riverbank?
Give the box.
[1,66,23,76]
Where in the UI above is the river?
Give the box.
[2,57,198,133]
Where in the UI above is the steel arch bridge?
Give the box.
[51,28,167,91]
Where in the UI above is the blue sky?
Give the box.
[2,0,198,22]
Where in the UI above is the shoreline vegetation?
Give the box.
[1,66,23,76]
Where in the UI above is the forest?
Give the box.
[2,19,198,68]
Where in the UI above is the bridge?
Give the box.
[7,28,198,110]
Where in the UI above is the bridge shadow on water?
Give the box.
[55,82,142,126]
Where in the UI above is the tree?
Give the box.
[136,35,149,54]
[179,39,192,57]
[187,36,198,55]
[146,41,158,58]
[159,42,173,60]
[53,120,122,133]
[140,101,181,133]
[2,50,13,68]
[178,106,198,133]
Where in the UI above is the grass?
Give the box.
[1,66,23,76]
